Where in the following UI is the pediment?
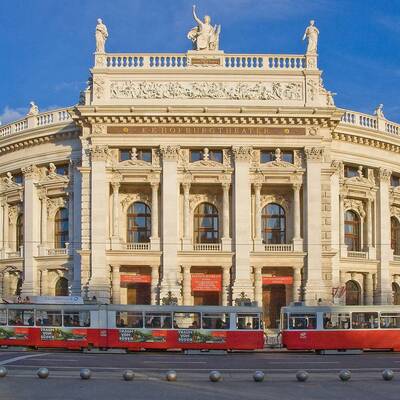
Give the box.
[344,176,374,186]
[118,159,152,168]
[262,160,294,168]
[190,160,223,168]
[40,172,69,184]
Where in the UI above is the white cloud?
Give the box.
[0,106,27,125]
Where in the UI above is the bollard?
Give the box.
[166,370,177,382]
[123,370,135,381]
[0,367,7,378]
[382,369,394,381]
[296,370,308,382]
[80,368,92,380]
[339,369,351,381]
[253,370,265,382]
[37,368,49,379]
[209,370,222,382]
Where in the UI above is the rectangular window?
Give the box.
[137,149,152,163]
[260,150,293,164]
[323,313,350,329]
[190,150,203,163]
[55,165,69,176]
[144,312,172,329]
[0,310,6,326]
[63,311,90,327]
[351,312,378,329]
[119,149,131,162]
[8,309,34,326]
[116,311,143,328]
[236,313,261,330]
[391,175,400,187]
[281,313,288,330]
[288,313,316,330]
[36,310,62,326]
[14,174,23,184]
[344,165,360,178]
[173,312,201,329]
[201,313,230,329]
[209,150,223,163]
[380,313,400,329]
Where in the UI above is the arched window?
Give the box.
[55,208,69,248]
[16,214,23,250]
[261,203,286,244]
[393,283,400,305]
[193,203,219,243]
[55,277,68,296]
[127,202,151,243]
[344,210,360,251]
[391,217,400,255]
[346,280,361,305]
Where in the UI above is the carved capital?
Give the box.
[160,145,180,161]
[90,145,110,162]
[293,183,302,192]
[22,165,40,179]
[304,147,324,162]
[331,160,344,176]
[182,182,191,193]
[379,168,391,183]
[232,146,253,162]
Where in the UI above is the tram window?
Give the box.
[173,313,201,329]
[323,313,350,329]
[0,310,6,326]
[144,312,172,329]
[63,311,90,327]
[281,313,288,330]
[116,312,143,328]
[351,312,378,329]
[8,309,34,326]
[201,313,230,330]
[380,313,400,329]
[288,314,316,330]
[36,310,62,327]
[236,314,260,330]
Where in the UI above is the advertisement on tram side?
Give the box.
[178,330,227,344]
[0,327,29,340]
[40,328,87,341]
[119,328,167,343]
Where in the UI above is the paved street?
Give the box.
[0,350,399,399]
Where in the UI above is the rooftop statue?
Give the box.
[187,5,221,51]
[374,104,385,118]
[302,20,319,54]
[95,18,108,53]
[27,101,39,116]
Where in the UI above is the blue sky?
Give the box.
[0,0,399,124]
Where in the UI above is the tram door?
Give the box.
[127,283,151,305]
[263,285,286,329]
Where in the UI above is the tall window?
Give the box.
[193,203,219,243]
[55,208,69,248]
[391,217,400,255]
[262,203,286,244]
[127,202,151,243]
[344,210,360,251]
[16,214,23,250]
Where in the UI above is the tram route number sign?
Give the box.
[178,330,226,344]
[40,327,87,341]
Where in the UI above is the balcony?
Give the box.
[47,248,69,256]
[264,244,294,252]
[193,243,221,251]
[125,243,150,251]
[347,250,368,259]
[6,248,23,259]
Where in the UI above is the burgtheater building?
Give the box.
[1,13,400,327]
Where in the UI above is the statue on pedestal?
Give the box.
[187,5,221,51]
[374,104,385,118]
[27,101,39,116]
[95,18,108,53]
[303,20,319,54]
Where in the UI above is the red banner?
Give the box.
[120,274,151,284]
[191,273,222,292]
[262,276,293,285]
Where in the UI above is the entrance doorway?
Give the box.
[127,283,151,304]
[55,277,68,296]
[262,284,286,329]
[345,280,361,305]
[193,291,220,305]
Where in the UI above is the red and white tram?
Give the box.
[0,304,264,351]
[281,304,400,351]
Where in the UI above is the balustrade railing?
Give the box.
[264,244,293,252]
[6,247,23,259]
[125,242,150,251]
[47,247,69,256]
[193,243,221,251]
[347,250,368,259]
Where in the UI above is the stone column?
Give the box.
[253,182,263,251]
[253,266,263,307]
[159,145,181,302]
[182,182,191,251]
[38,190,47,254]
[150,181,160,250]
[111,181,120,244]
[232,146,253,300]
[2,202,9,253]
[0,200,3,255]
[150,265,159,305]
[40,269,48,296]
[111,265,121,304]
[304,147,325,304]
[182,265,191,305]
[292,183,303,251]
[221,182,232,251]
[222,266,231,306]
[339,193,346,257]
[366,197,376,259]
[21,165,40,296]
[89,145,111,302]
[376,168,392,304]
[293,267,302,302]
[364,272,374,305]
